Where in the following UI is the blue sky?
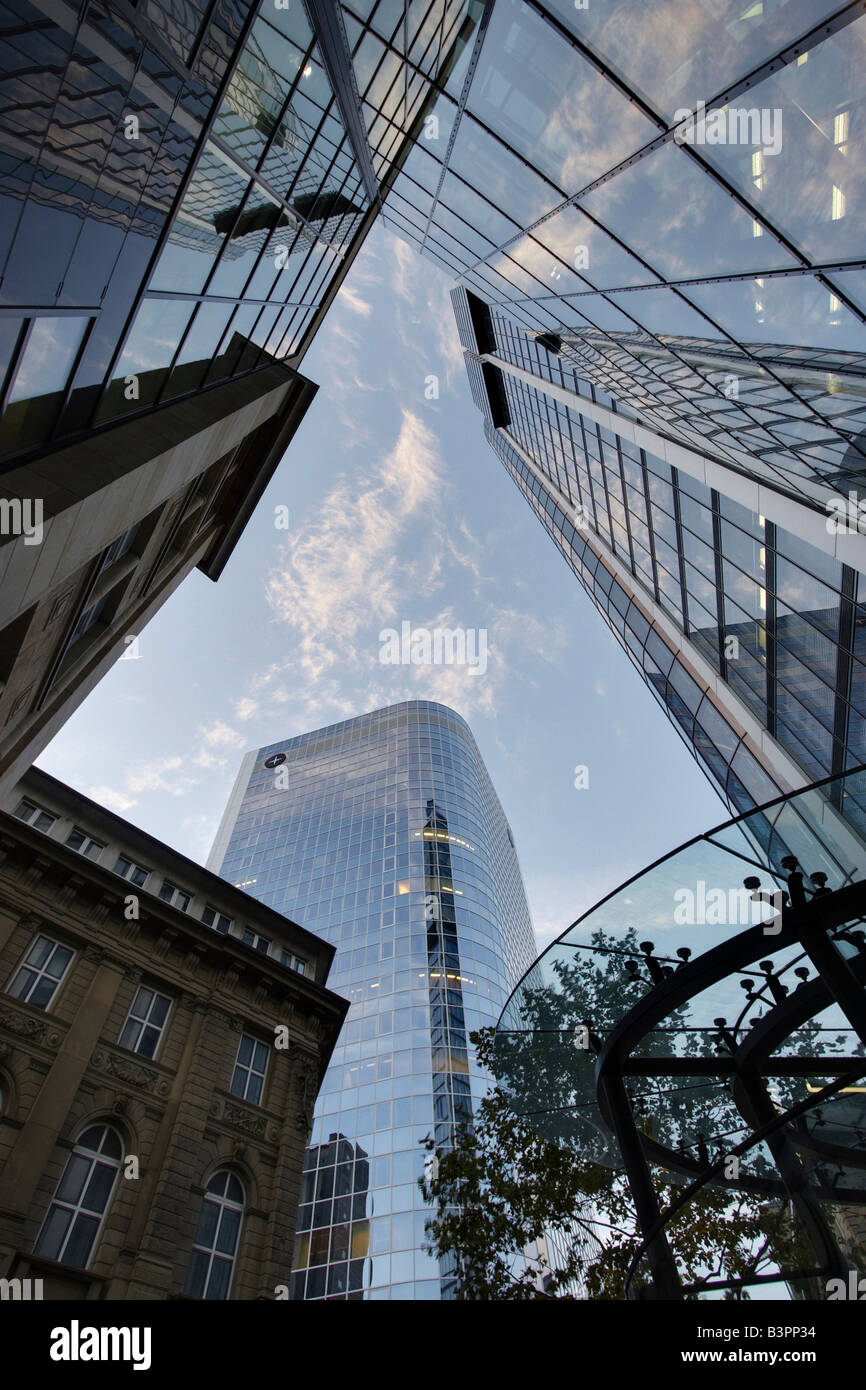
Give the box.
[38,223,723,953]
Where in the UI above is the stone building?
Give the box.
[0,766,346,1300]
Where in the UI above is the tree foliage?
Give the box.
[420,928,822,1299]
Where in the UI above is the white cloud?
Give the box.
[87,784,137,815]
[198,719,244,748]
[124,755,196,798]
[338,283,373,317]
[265,409,442,684]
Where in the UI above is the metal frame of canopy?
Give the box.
[494,766,866,1301]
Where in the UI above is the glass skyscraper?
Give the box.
[366,0,866,817]
[207,699,537,1299]
[0,0,480,794]
[0,0,474,463]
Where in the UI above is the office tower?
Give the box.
[208,700,538,1299]
[0,0,474,793]
[0,766,346,1299]
[373,0,866,814]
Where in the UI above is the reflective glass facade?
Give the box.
[0,0,472,465]
[372,0,866,814]
[457,303,866,812]
[383,0,866,506]
[208,700,537,1299]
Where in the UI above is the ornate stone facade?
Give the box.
[0,769,347,1300]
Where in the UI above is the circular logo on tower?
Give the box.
[263,753,286,769]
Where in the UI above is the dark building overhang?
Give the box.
[465,290,497,356]
[197,367,318,581]
[481,362,511,430]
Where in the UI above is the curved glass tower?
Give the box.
[207,699,537,1299]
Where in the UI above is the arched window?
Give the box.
[34,1124,123,1268]
[183,1171,245,1300]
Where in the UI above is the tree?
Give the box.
[419,928,821,1299]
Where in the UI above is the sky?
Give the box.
[38,222,724,955]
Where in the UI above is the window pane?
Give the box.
[56,1154,90,1205]
[26,936,53,969]
[29,976,58,1009]
[81,1161,115,1213]
[195,1198,220,1249]
[34,1205,71,1261]
[134,987,154,1018]
[183,1248,209,1298]
[215,1206,240,1255]
[205,1255,232,1300]
[63,1211,100,1267]
[49,945,72,975]
[150,995,170,1027]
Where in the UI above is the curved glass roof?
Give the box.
[493,767,866,1195]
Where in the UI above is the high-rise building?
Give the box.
[373,0,866,815]
[0,0,475,793]
[207,699,538,1299]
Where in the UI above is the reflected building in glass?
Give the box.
[372,0,866,814]
[0,0,475,793]
[207,700,538,1299]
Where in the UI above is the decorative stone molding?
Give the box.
[182,945,207,976]
[21,855,51,891]
[152,929,177,960]
[0,1008,46,1042]
[56,874,87,909]
[292,1053,320,1133]
[222,1102,267,1139]
[91,1047,170,1097]
[93,894,120,926]
[16,912,42,934]
[9,682,34,719]
[44,584,76,628]
[83,945,105,964]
